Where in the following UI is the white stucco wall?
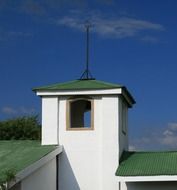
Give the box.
[119,98,129,157]
[58,95,121,190]
[21,158,56,190]
[42,97,58,145]
[101,96,119,190]
[59,96,102,190]
[40,91,131,190]
[121,182,177,190]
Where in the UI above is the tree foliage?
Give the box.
[0,116,41,140]
[0,169,16,190]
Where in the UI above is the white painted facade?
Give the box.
[119,98,129,157]
[21,158,56,190]
[42,97,59,145]
[38,88,133,190]
[58,95,120,190]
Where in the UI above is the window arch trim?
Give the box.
[66,96,94,131]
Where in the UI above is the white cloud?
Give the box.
[56,12,164,39]
[168,122,177,131]
[130,122,177,151]
[57,17,84,30]
[2,107,17,115]
[159,122,177,147]
[129,145,136,151]
[160,135,177,146]
[1,106,35,115]
[163,130,173,136]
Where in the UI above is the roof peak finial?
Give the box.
[80,21,95,80]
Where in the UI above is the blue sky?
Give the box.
[1,0,177,150]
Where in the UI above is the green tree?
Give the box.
[0,116,41,140]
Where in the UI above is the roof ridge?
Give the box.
[92,79,123,87]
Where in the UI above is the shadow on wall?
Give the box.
[127,182,177,190]
[59,148,80,190]
[9,182,21,190]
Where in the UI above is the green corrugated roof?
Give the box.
[0,141,56,182]
[33,79,123,91]
[116,151,177,176]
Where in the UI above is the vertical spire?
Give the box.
[80,21,95,80]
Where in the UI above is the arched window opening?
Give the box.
[67,98,94,130]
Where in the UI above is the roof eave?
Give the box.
[117,175,177,182]
[121,87,136,108]
[8,146,63,188]
[34,87,135,107]
[34,88,122,96]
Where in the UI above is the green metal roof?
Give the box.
[33,79,123,91]
[0,141,56,182]
[116,151,177,176]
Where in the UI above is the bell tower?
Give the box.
[33,79,135,190]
